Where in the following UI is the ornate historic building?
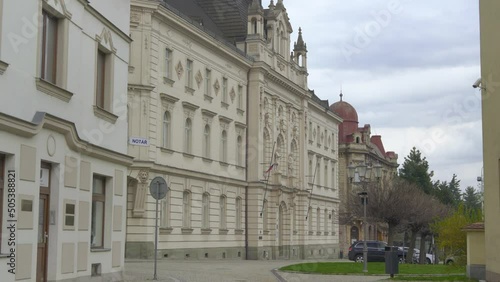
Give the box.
[330,94,398,255]
[125,0,341,260]
[0,0,132,281]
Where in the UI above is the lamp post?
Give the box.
[348,161,382,273]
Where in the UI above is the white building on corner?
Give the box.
[0,0,132,281]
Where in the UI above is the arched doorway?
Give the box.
[350,226,359,244]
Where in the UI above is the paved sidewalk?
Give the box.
[124,259,390,282]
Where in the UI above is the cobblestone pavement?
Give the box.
[124,259,389,282]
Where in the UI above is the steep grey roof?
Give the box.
[194,0,252,43]
[163,0,225,38]
[309,90,330,110]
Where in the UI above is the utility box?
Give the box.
[385,246,399,277]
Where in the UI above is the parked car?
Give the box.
[348,241,404,263]
[398,247,435,264]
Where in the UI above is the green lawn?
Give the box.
[279,262,477,281]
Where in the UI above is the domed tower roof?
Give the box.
[329,93,358,123]
[329,92,359,144]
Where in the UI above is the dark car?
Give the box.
[348,240,404,263]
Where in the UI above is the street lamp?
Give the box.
[348,161,382,273]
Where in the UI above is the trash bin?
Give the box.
[385,246,399,277]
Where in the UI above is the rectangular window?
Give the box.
[160,195,169,228]
[182,191,191,228]
[95,49,106,109]
[222,78,228,103]
[186,59,193,88]
[164,48,172,79]
[64,202,76,230]
[205,69,211,96]
[237,85,243,109]
[41,10,58,84]
[91,175,106,248]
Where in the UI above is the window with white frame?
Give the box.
[221,130,227,162]
[163,111,171,148]
[205,69,211,96]
[202,193,210,229]
[186,59,193,88]
[91,175,106,248]
[182,191,191,228]
[184,118,192,154]
[95,48,113,111]
[203,124,210,158]
[222,77,228,103]
[235,197,242,230]
[40,9,59,84]
[236,135,243,166]
[164,48,172,79]
[220,195,227,229]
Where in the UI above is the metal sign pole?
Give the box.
[154,182,159,280]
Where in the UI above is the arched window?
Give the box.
[276,134,284,173]
[202,193,210,229]
[324,164,328,188]
[356,136,360,144]
[263,200,268,231]
[237,135,243,166]
[220,195,227,229]
[163,111,171,148]
[236,197,242,230]
[263,129,271,172]
[203,125,210,158]
[316,207,321,233]
[324,209,328,233]
[185,118,192,153]
[221,130,228,162]
[182,191,191,228]
[251,18,257,34]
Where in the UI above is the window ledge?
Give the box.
[235,229,244,235]
[0,60,9,75]
[185,86,195,95]
[316,231,322,236]
[90,248,111,253]
[202,157,213,163]
[220,162,229,167]
[237,108,244,116]
[201,228,212,234]
[159,227,173,234]
[221,101,229,109]
[160,147,174,154]
[163,76,175,86]
[93,106,118,124]
[204,94,213,102]
[181,228,194,234]
[219,229,229,235]
[36,78,74,102]
[183,153,195,159]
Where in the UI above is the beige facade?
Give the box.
[479,0,500,280]
[125,0,341,260]
[0,0,132,281]
[330,97,398,255]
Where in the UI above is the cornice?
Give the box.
[82,1,132,43]
[0,112,133,166]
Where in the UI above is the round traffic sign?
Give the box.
[149,176,168,200]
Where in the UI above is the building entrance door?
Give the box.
[37,163,51,282]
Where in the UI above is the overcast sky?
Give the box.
[283,0,482,191]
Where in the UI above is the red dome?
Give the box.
[330,100,358,122]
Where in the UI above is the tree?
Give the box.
[462,186,482,212]
[431,204,482,265]
[399,147,434,194]
[433,174,462,207]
